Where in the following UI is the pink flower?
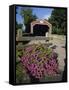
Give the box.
[20,44,59,79]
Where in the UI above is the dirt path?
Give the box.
[49,38,66,71]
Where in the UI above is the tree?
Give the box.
[16,22,23,35]
[16,23,22,30]
[20,8,37,33]
[48,8,67,35]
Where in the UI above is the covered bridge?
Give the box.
[30,19,52,37]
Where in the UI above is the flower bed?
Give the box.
[20,44,59,80]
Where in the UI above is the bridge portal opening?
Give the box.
[33,24,49,36]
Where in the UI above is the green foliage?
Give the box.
[16,49,23,58]
[16,63,30,83]
[21,8,37,25]
[16,48,24,65]
[52,27,57,34]
[16,23,23,35]
[48,8,67,35]
[16,49,30,83]
[20,8,37,33]
[16,23,23,30]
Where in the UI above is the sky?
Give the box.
[16,6,53,24]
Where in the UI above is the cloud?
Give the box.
[42,14,51,20]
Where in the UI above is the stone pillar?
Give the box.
[16,29,22,41]
[17,29,22,38]
[48,25,52,40]
[45,32,49,37]
[31,23,33,34]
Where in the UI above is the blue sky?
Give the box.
[16,6,53,24]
